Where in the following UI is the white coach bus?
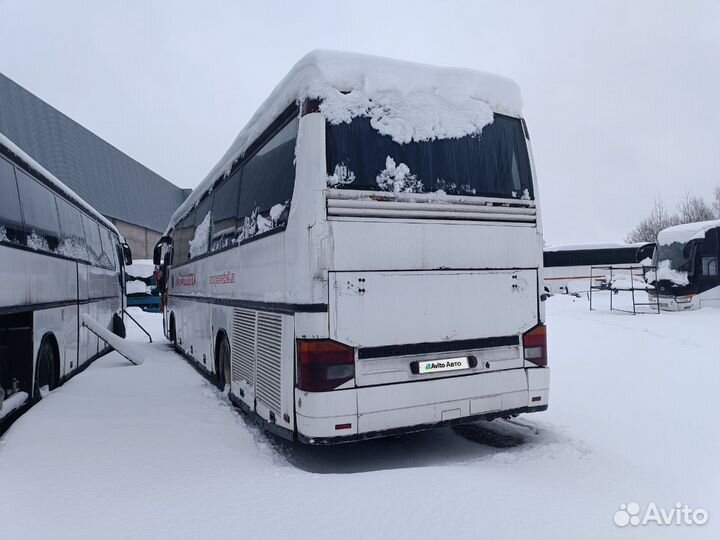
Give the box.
[0,133,130,424]
[648,219,720,310]
[543,242,655,294]
[154,51,549,444]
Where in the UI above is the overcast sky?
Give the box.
[1,0,718,244]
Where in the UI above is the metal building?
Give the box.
[0,72,188,258]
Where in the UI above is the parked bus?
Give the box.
[543,242,655,294]
[0,133,130,425]
[154,51,549,444]
[647,220,720,310]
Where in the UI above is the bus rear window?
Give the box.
[326,114,533,199]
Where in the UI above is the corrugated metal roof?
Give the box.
[0,72,187,232]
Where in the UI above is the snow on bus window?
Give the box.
[0,156,25,245]
[326,163,356,187]
[235,116,298,243]
[326,114,533,200]
[15,168,61,253]
[210,171,240,253]
[56,197,91,262]
[375,157,423,194]
[81,214,103,266]
[189,211,211,259]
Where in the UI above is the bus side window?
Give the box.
[99,226,116,269]
[236,116,298,240]
[15,167,61,252]
[210,170,241,253]
[176,211,195,264]
[82,214,103,266]
[0,156,25,245]
[56,197,89,261]
[171,228,181,264]
[188,194,213,259]
[701,257,718,277]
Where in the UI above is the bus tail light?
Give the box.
[297,340,355,392]
[523,324,547,367]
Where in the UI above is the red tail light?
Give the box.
[297,339,355,392]
[523,324,547,367]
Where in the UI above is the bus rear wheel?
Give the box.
[35,337,57,399]
[169,315,177,351]
[216,334,231,391]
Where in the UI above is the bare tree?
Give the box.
[626,198,680,243]
[676,192,714,223]
[713,186,720,219]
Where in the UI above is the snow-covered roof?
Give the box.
[0,132,121,237]
[544,241,652,252]
[166,50,523,233]
[657,219,720,246]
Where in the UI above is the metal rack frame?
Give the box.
[589,265,660,314]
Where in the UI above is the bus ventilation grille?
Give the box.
[231,309,256,387]
[326,189,536,224]
[255,312,283,415]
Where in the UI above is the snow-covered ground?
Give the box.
[0,297,717,539]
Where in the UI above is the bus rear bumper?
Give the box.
[295,367,549,444]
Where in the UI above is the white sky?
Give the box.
[1,0,718,244]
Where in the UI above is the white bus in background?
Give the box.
[154,50,549,444]
[0,133,130,425]
[543,242,655,294]
[648,219,720,310]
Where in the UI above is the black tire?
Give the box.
[169,316,177,350]
[35,337,57,399]
[216,334,231,390]
[112,313,126,338]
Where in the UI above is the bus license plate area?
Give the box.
[410,357,471,375]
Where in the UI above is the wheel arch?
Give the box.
[214,327,230,375]
[37,331,61,390]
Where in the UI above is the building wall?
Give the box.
[110,218,161,260]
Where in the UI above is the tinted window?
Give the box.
[175,211,195,264]
[171,227,182,265]
[56,197,90,261]
[236,116,298,241]
[545,248,645,268]
[210,171,241,252]
[701,256,718,277]
[544,251,566,267]
[636,244,655,262]
[0,156,25,244]
[82,214,103,266]
[99,226,116,269]
[326,114,533,199]
[189,194,213,259]
[16,168,61,252]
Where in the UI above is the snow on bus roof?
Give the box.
[544,241,652,252]
[0,131,121,238]
[657,219,720,246]
[166,50,523,233]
